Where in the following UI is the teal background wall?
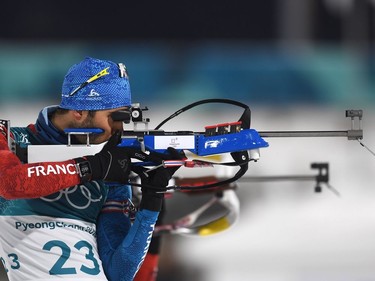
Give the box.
[1,41,374,108]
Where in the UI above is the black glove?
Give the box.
[139,147,186,211]
[74,131,131,183]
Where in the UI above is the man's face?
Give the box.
[75,107,127,144]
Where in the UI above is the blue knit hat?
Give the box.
[60,57,132,110]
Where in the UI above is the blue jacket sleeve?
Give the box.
[97,202,159,281]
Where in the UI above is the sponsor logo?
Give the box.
[18,132,29,144]
[88,89,100,97]
[205,140,220,148]
[134,152,146,160]
[118,158,128,169]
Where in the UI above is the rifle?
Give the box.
[2,99,367,236]
[4,99,365,192]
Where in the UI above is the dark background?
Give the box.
[1,0,369,43]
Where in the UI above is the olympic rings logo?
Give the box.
[41,181,103,210]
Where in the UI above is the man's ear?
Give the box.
[71,110,88,121]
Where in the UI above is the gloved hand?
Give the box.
[139,147,186,211]
[74,131,131,183]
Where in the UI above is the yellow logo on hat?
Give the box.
[69,67,110,96]
[87,67,110,83]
